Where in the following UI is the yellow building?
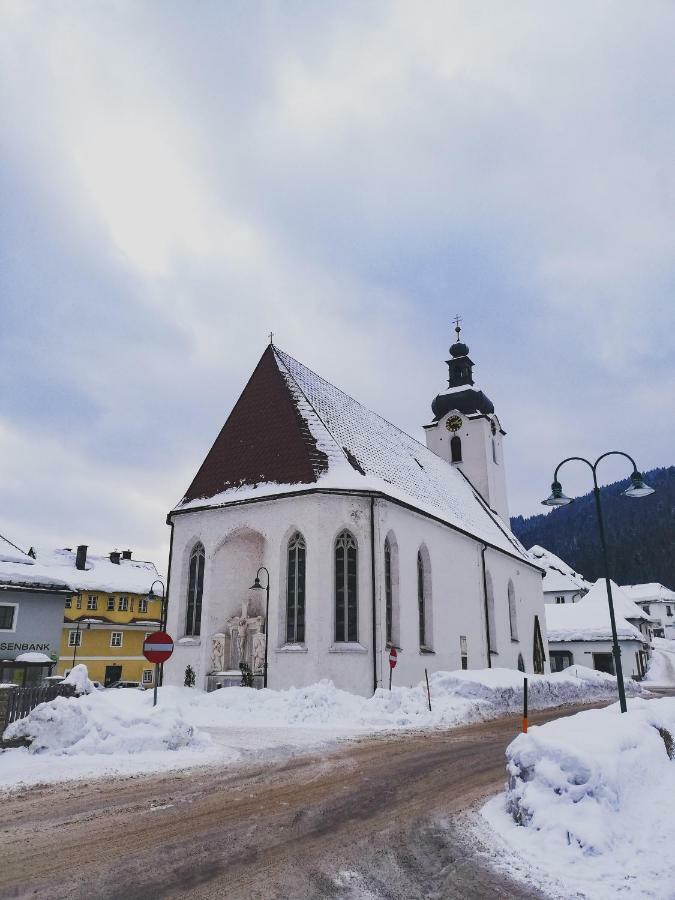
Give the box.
[31,546,164,687]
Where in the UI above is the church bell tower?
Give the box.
[424,319,510,523]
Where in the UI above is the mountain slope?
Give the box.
[511,466,675,589]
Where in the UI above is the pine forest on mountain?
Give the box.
[511,466,675,590]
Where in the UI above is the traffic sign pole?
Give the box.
[388,647,397,691]
[143,632,174,707]
[153,663,159,707]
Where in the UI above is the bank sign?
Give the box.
[0,641,54,655]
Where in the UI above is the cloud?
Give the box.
[1,0,674,564]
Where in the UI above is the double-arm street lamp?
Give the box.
[542,451,654,713]
[249,567,270,688]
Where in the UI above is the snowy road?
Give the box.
[0,703,601,900]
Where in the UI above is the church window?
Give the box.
[186,543,205,636]
[335,531,357,642]
[384,538,393,645]
[517,653,525,672]
[533,615,546,674]
[286,532,306,643]
[417,551,426,647]
[460,635,468,669]
[450,435,462,463]
[492,437,498,464]
[508,579,518,641]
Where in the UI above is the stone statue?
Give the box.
[252,631,266,675]
[210,633,226,673]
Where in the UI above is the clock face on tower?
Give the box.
[446,414,463,433]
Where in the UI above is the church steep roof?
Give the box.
[175,345,532,561]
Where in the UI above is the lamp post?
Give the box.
[147,580,167,702]
[542,452,654,713]
[249,567,270,688]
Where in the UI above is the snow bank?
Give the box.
[644,638,675,686]
[4,690,199,755]
[482,698,675,898]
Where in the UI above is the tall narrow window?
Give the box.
[508,579,518,641]
[486,570,497,654]
[384,538,393,645]
[186,543,205,636]
[286,532,306,643]
[335,531,357,642]
[451,435,462,463]
[533,615,546,674]
[417,551,426,647]
[492,438,498,464]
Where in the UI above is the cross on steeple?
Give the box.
[269,332,274,345]
[452,314,462,340]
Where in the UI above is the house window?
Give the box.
[107,597,115,611]
[0,605,17,631]
[118,597,129,612]
[87,595,98,611]
[65,597,72,609]
[555,596,565,604]
[384,538,393,645]
[286,532,306,643]
[450,435,462,463]
[138,597,148,614]
[508,579,518,641]
[417,551,426,647]
[68,630,82,647]
[142,669,154,685]
[186,543,205,636]
[668,606,673,617]
[335,531,357,642]
[460,635,468,670]
[110,632,123,648]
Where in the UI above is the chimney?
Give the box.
[75,545,88,571]
[110,550,121,565]
[121,549,132,561]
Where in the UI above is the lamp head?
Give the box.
[249,576,263,591]
[541,480,573,507]
[624,471,655,499]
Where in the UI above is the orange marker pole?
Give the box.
[523,676,528,733]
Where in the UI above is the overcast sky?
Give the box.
[2,1,674,569]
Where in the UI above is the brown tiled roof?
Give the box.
[182,346,329,503]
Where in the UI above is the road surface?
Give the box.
[1,704,597,900]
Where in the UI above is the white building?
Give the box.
[528,545,591,605]
[546,579,653,679]
[621,584,675,639]
[163,332,548,696]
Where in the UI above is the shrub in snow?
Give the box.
[505,698,675,855]
[184,665,196,688]
[63,664,95,695]
[4,692,197,755]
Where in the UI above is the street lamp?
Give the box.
[249,567,270,688]
[147,580,167,698]
[541,451,655,713]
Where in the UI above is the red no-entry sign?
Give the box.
[389,647,398,668]
[143,631,174,664]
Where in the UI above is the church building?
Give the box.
[163,327,548,695]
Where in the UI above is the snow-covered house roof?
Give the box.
[174,345,534,564]
[0,534,72,593]
[545,579,651,643]
[621,583,675,606]
[28,548,161,595]
[528,545,591,595]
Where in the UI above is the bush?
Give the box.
[184,665,196,688]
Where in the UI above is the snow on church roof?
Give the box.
[528,545,591,594]
[175,345,533,563]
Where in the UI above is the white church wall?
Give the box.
[163,490,548,695]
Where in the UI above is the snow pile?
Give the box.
[4,691,199,756]
[152,666,642,733]
[644,638,675,686]
[63,663,95,695]
[483,698,675,898]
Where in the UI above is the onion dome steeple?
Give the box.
[431,318,495,420]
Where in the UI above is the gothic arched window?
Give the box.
[486,570,497,654]
[417,550,426,648]
[451,435,462,463]
[384,537,393,645]
[517,653,525,672]
[508,579,518,641]
[286,532,306,643]
[335,531,357,642]
[533,615,546,674]
[185,543,205,636]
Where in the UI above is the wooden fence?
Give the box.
[1,683,75,736]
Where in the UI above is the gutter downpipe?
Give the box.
[371,496,378,694]
[481,544,492,669]
[159,518,175,688]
